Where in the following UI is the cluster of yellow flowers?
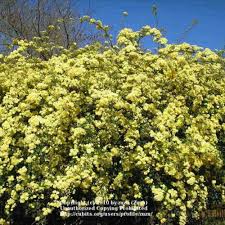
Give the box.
[0,17,225,225]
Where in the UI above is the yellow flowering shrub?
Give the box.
[0,18,225,225]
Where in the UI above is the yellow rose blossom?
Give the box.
[0,17,224,225]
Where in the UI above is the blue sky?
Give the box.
[77,0,225,50]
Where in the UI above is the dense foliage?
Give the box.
[0,17,225,225]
